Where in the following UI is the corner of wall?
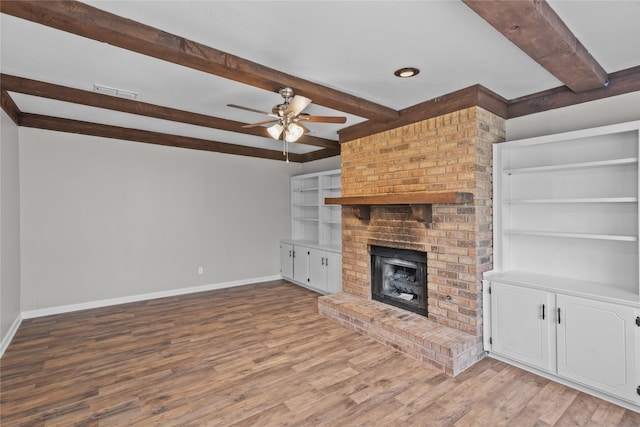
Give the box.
[0,110,22,350]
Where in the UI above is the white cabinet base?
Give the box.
[556,295,639,404]
[485,278,640,413]
[490,282,555,373]
[280,240,341,295]
[280,242,294,281]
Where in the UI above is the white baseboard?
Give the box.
[0,314,23,358]
[21,275,282,320]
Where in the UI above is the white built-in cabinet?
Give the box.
[488,282,639,404]
[281,169,342,294]
[484,121,640,411]
[556,294,638,403]
[489,282,556,373]
[280,242,294,280]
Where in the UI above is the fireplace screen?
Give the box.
[371,246,427,316]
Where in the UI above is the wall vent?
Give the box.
[93,84,138,100]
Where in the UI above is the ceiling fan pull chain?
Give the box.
[286,140,290,163]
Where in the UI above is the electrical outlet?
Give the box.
[198,266,204,275]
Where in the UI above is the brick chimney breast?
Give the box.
[340,107,505,336]
[320,106,505,375]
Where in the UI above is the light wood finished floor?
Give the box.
[2,280,639,426]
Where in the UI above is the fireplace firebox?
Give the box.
[371,245,428,316]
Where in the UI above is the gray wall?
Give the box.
[506,92,640,140]
[1,111,21,343]
[301,156,340,175]
[19,128,301,311]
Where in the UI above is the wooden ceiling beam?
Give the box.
[0,74,339,150]
[19,113,307,162]
[1,89,21,125]
[0,0,398,122]
[463,0,609,93]
[300,147,341,163]
[338,85,507,142]
[508,65,640,118]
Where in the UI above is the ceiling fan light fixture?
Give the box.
[228,87,346,162]
[284,122,304,142]
[267,123,284,139]
[394,67,420,78]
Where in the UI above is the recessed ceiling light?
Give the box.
[394,67,420,78]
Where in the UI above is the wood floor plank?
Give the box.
[1,280,638,426]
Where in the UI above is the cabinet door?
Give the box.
[293,246,309,284]
[280,243,294,280]
[308,248,327,292]
[491,282,555,372]
[557,295,640,404]
[325,252,342,294]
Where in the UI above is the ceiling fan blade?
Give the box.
[242,119,280,128]
[284,95,312,117]
[298,114,347,124]
[227,104,274,116]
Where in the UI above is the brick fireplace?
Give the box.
[319,106,505,376]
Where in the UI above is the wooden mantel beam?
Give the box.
[325,192,473,224]
[0,0,399,122]
[463,0,609,93]
[325,192,473,206]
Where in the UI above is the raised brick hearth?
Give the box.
[319,293,479,375]
[319,106,505,376]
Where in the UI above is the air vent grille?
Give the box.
[93,84,138,100]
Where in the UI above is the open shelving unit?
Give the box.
[289,169,341,249]
[281,169,342,295]
[470,121,640,413]
[483,122,640,411]
[319,172,342,249]
[489,121,640,303]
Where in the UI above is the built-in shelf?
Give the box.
[503,157,638,175]
[294,217,319,222]
[325,191,473,223]
[492,121,640,290]
[506,197,638,204]
[504,229,638,242]
[289,169,342,248]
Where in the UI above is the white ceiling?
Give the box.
[1,1,639,156]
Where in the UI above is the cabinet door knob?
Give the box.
[541,304,545,320]
[557,308,561,324]
[321,257,325,266]
[325,257,328,266]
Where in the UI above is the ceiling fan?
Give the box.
[228,87,346,161]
